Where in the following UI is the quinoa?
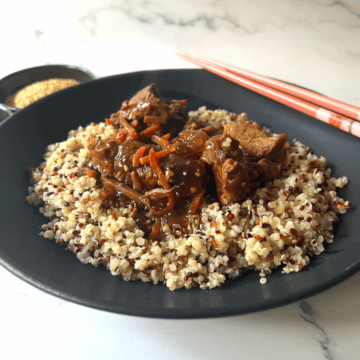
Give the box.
[27,107,350,290]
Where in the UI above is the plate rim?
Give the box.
[0,68,358,319]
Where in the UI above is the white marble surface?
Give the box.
[1,0,360,359]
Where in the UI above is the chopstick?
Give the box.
[193,55,360,122]
[177,53,360,139]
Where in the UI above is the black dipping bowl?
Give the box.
[0,64,96,112]
[0,103,12,123]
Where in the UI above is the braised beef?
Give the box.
[201,135,256,205]
[224,121,288,164]
[82,84,289,238]
[175,130,209,156]
[201,119,289,205]
[129,84,160,103]
[87,136,208,216]
[108,84,188,138]
[223,120,289,182]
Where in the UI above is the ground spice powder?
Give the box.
[5,78,79,109]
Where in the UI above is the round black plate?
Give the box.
[0,69,359,318]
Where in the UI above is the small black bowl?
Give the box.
[0,64,96,112]
[0,103,12,123]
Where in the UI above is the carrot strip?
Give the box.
[140,152,163,165]
[139,124,161,138]
[131,171,143,191]
[166,144,177,152]
[140,146,176,165]
[118,115,138,140]
[82,167,98,178]
[105,118,116,126]
[149,217,162,241]
[151,135,169,148]
[149,148,171,190]
[162,133,171,140]
[112,128,127,142]
[188,189,206,214]
[132,146,148,167]
[139,156,149,165]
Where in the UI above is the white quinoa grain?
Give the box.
[27,108,350,290]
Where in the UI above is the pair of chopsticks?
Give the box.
[177,54,360,139]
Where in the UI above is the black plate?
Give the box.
[0,69,359,319]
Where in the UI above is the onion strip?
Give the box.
[147,190,175,217]
[131,171,143,191]
[188,189,206,214]
[100,175,149,207]
[149,217,162,241]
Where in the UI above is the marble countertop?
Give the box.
[1,1,360,359]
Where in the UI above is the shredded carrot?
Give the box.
[131,171,143,191]
[119,115,138,140]
[151,135,169,148]
[149,217,162,241]
[112,129,127,142]
[83,167,98,178]
[162,133,171,140]
[140,145,176,165]
[132,146,148,167]
[188,189,206,214]
[150,151,169,190]
[166,144,177,152]
[105,118,116,126]
[139,124,161,138]
[149,148,168,188]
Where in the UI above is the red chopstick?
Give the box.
[177,53,360,139]
[196,55,360,122]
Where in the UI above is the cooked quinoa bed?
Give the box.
[27,106,350,290]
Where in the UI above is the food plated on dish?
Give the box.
[1,69,358,317]
[27,84,350,291]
